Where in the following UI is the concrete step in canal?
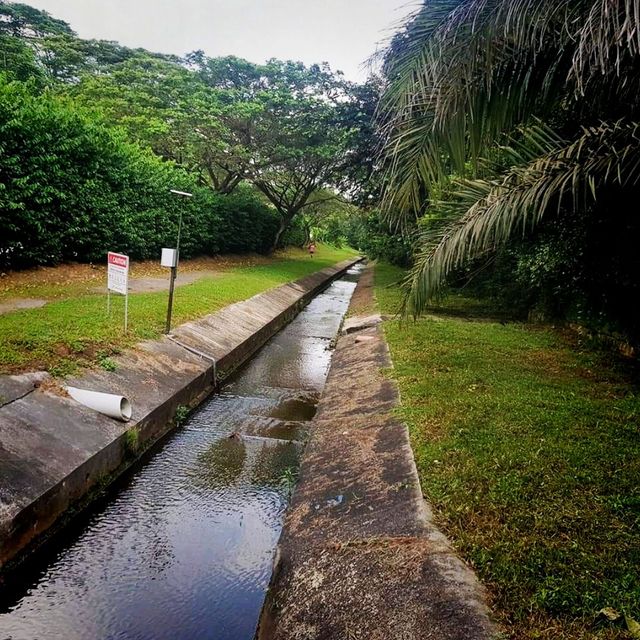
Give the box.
[0,264,363,640]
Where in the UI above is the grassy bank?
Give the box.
[375,262,640,640]
[0,245,356,376]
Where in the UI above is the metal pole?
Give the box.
[165,209,183,335]
[124,290,128,333]
[165,265,176,334]
[165,190,191,334]
[176,208,183,258]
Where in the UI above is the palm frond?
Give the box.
[571,0,640,92]
[402,120,640,315]
[379,0,583,227]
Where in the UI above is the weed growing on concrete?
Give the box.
[174,405,190,427]
[124,428,139,456]
[98,356,117,372]
[279,466,299,498]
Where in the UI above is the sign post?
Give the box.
[164,189,193,334]
[161,248,178,334]
[107,251,130,332]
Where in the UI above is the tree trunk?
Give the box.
[302,222,312,247]
[269,217,289,254]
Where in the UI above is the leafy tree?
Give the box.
[71,55,254,195]
[295,190,351,245]
[336,76,385,206]
[0,33,43,83]
[0,1,73,39]
[0,1,84,82]
[248,140,350,252]
[298,191,372,248]
[345,209,413,267]
[70,55,212,159]
[194,56,358,250]
[1,2,174,83]
[75,52,364,249]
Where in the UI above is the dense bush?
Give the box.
[0,76,278,269]
[280,219,307,248]
[312,212,350,248]
[345,210,413,267]
[451,234,584,321]
[453,199,640,340]
[177,186,279,259]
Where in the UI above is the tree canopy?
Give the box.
[0,1,378,268]
[70,53,363,248]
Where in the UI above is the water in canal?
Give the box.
[0,265,362,640]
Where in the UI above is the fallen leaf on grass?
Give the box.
[598,607,621,622]
[596,608,640,637]
[626,615,640,638]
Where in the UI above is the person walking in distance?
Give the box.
[308,241,316,258]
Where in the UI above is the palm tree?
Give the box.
[379,0,640,316]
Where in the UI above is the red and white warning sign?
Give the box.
[107,252,129,295]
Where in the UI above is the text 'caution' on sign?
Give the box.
[107,252,129,295]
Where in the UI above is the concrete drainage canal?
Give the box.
[0,264,363,640]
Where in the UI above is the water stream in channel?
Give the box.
[0,264,362,640]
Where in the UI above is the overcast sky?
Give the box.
[23,0,416,81]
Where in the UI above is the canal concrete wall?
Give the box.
[0,258,360,571]
[259,264,497,640]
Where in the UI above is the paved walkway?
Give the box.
[0,298,47,315]
[0,271,220,316]
[259,264,496,640]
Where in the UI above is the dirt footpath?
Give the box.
[0,272,218,315]
[258,264,496,640]
[95,269,222,294]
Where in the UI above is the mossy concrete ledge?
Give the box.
[0,257,360,571]
[258,264,497,640]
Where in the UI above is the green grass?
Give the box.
[375,262,640,640]
[0,244,356,375]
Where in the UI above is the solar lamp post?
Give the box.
[164,189,193,334]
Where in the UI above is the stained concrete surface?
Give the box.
[259,264,496,640]
[94,270,221,294]
[341,313,382,334]
[0,372,49,408]
[0,271,219,317]
[0,299,47,316]
[0,258,360,570]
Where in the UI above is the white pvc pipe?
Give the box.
[66,386,132,422]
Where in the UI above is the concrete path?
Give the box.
[95,269,221,294]
[0,258,360,570]
[0,271,220,316]
[0,299,47,315]
[259,265,496,640]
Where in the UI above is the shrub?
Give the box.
[0,76,278,270]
